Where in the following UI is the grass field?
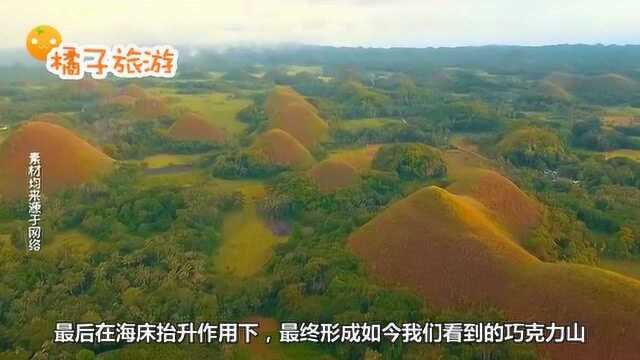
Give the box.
[136,170,209,189]
[214,184,288,278]
[284,65,323,76]
[338,117,401,130]
[204,177,264,195]
[0,234,9,246]
[144,86,178,97]
[170,92,251,134]
[605,149,640,162]
[142,153,203,169]
[599,259,640,280]
[603,107,640,128]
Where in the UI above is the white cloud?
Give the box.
[1,0,638,49]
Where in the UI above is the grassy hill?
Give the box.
[265,87,328,148]
[168,112,227,144]
[250,129,315,169]
[538,80,573,102]
[546,72,640,104]
[0,121,113,199]
[308,159,359,193]
[448,169,543,242]
[349,186,640,360]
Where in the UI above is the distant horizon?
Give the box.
[2,42,640,68]
[2,0,639,50]
[2,41,640,53]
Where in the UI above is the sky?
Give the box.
[2,0,640,49]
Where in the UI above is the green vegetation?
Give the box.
[137,170,210,189]
[373,143,447,180]
[338,117,401,130]
[170,92,251,134]
[142,153,202,169]
[498,127,567,168]
[2,44,640,359]
[214,185,288,277]
[606,149,640,162]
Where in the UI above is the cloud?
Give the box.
[1,0,639,49]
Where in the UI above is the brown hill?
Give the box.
[349,186,640,360]
[265,86,318,119]
[0,121,113,199]
[168,112,227,144]
[546,72,639,101]
[308,159,359,193]
[265,87,328,148]
[448,169,543,242]
[538,80,573,102]
[250,129,314,169]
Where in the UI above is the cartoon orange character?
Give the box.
[26,25,62,61]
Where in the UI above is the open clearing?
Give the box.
[338,117,401,130]
[136,169,209,189]
[142,153,203,169]
[214,184,288,278]
[284,65,323,76]
[605,149,640,162]
[170,92,251,134]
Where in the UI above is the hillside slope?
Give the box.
[250,129,315,169]
[0,121,113,198]
[349,186,640,360]
[265,87,328,148]
[308,159,359,193]
[448,169,543,242]
[168,112,227,144]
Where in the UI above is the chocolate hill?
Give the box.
[349,186,640,360]
[308,159,359,193]
[448,169,543,242]
[250,129,315,169]
[265,87,328,148]
[168,112,227,144]
[0,121,113,199]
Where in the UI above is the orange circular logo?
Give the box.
[26,25,62,61]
